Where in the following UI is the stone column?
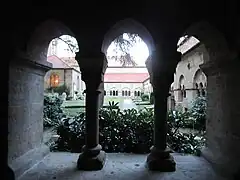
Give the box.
[200,54,240,178]
[145,49,180,171]
[8,51,51,178]
[75,52,108,170]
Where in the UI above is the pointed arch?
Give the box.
[26,19,77,62]
[101,18,155,55]
[193,69,206,85]
[182,21,230,63]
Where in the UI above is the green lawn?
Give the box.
[62,97,152,116]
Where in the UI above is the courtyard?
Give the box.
[62,97,153,116]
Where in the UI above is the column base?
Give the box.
[146,146,176,172]
[77,145,106,171]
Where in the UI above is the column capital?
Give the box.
[75,51,108,87]
[146,49,181,93]
[10,50,52,75]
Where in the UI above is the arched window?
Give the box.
[195,83,198,89]
[193,69,207,98]
[113,90,116,96]
[134,91,137,96]
[116,90,118,96]
[182,85,186,98]
[125,90,128,96]
[128,91,131,96]
[122,91,124,96]
[110,91,112,96]
[178,75,185,102]
[137,91,140,96]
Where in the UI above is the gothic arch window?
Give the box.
[195,83,198,89]
[193,69,207,98]
[134,91,137,96]
[178,75,185,102]
[182,85,186,98]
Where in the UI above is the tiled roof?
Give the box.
[60,57,79,67]
[104,73,149,83]
[47,55,72,68]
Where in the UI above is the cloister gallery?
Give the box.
[6,2,240,180]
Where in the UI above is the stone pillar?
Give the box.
[200,54,240,178]
[145,49,180,171]
[8,51,51,178]
[75,52,107,170]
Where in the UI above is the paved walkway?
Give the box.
[19,153,227,180]
[119,99,137,110]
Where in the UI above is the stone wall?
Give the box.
[172,44,207,110]
[201,58,240,177]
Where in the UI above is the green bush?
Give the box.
[167,110,205,155]
[189,96,206,131]
[43,94,65,129]
[141,94,149,101]
[46,84,70,96]
[50,103,205,155]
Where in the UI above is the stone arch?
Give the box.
[193,69,207,97]
[179,75,185,88]
[26,19,77,62]
[181,21,230,63]
[193,68,206,85]
[101,18,155,55]
[178,75,185,101]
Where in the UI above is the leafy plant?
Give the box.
[43,94,65,129]
[51,104,205,155]
[46,84,70,96]
[141,94,149,101]
[189,96,207,131]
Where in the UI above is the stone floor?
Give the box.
[18,152,228,180]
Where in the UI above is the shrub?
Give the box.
[51,105,205,155]
[187,97,207,131]
[46,84,70,96]
[141,94,149,101]
[167,110,205,155]
[191,96,206,130]
[43,94,65,129]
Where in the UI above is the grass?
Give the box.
[62,97,152,116]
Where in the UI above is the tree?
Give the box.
[55,33,142,67]
[56,36,79,53]
[109,33,141,67]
